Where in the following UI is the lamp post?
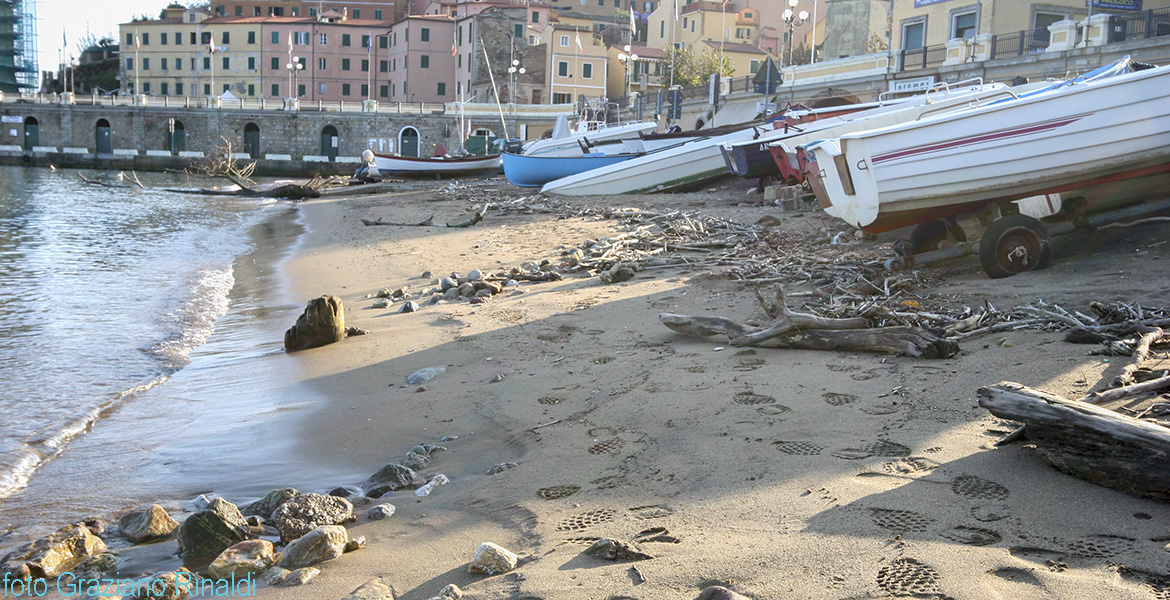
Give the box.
[507,59,525,105]
[617,44,638,99]
[286,56,303,98]
[781,1,809,68]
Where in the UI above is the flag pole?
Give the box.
[134,29,140,94]
[480,38,508,137]
[669,0,676,89]
[367,30,373,101]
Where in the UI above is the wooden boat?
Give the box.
[802,57,1169,277]
[541,123,769,196]
[522,114,658,157]
[502,152,639,187]
[373,153,502,176]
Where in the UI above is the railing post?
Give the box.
[1016,30,1025,56]
[1145,9,1155,38]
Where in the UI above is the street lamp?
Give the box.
[286,56,303,98]
[507,59,525,105]
[616,44,639,98]
[781,1,809,68]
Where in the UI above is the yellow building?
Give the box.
[605,43,668,98]
[543,23,608,104]
[121,6,265,98]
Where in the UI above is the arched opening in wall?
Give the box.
[244,123,260,157]
[807,88,862,109]
[95,118,112,155]
[320,125,339,161]
[465,128,495,156]
[22,117,38,151]
[398,126,420,158]
[167,119,186,154]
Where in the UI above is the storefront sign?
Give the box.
[1088,0,1142,10]
[890,76,935,94]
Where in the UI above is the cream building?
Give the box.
[544,23,608,104]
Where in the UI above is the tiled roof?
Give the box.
[702,40,765,54]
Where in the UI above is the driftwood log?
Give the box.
[659,285,959,359]
[979,382,1170,502]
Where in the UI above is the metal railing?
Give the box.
[899,43,949,72]
[989,27,1051,59]
[6,92,448,114]
[1109,7,1170,42]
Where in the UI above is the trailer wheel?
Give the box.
[979,214,1051,278]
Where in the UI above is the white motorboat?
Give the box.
[522,114,658,157]
[373,153,502,176]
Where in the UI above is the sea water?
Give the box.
[0,166,339,546]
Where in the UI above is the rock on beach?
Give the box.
[118,504,179,543]
[0,522,107,579]
[468,542,517,575]
[176,497,249,558]
[284,295,345,351]
[277,525,348,569]
[270,493,353,543]
[208,540,274,579]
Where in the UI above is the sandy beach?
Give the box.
[14,175,1170,600]
[246,178,1170,600]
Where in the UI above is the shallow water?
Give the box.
[0,167,338,542]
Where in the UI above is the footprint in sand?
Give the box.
[555,508,617,531]
[876,557,948,598]
[869,508,935,533]
[1066,534,1137,559]
[537,485,580,500]
[822,392,857,406]
[773,440,826,456]
[941,525,1003,546]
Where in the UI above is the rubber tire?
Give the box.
[908,219,949,254]
[979,214,1052,279]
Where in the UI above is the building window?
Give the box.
[222,57,228,69]
[161,33,168,45]
[342,34,351,46]
[558,61,568,77]
[421,55,430,68]
[143,82,151,93]
[362,35,370,48]
[457,54,461,68]
[221,32,229,44]
[235,5,242,16]
[749,59,760,74]
[215,4,225,15]
[438,82,446,95]
[560,34,569,47]
[253,6,260,15]
[271,57,279,70]
[161,82,169,95]
[514,23,523,38]
[342,58,350,70]
[201,32,211,45]
[319,57,327,69]
[379,35,388,48]
[375,9,383,20]
[142,57,150,70]
[296,32,309,45]
[204,83,211,95]
[380,85,388,97]
[298,83,305,96]
[902,18,925,50]
[582,63,592,78]
[247,84,254,96]
[553,92,571,103]
[247,31,255,44]
[952,10,977,39]
[380,60,388,72]
[245,56,253,70]
[223,84,229,93]
[203,57,210,69]
[343,83,351,96]
[682,17,687,29]
[353,9,360,18]
[125,57,132,70]
[176,82,184,94]
[361,59,369,72]
[532,11,539,23]
[190,32,196,44]
[319,33,328,45]
[175,57,181,70]
[660,20,664,38]
[1032,11,1066,45]
[270,6,283,15]
[318,82,326,95]
[272,83,279,96]
[421,28,430,42]
[143,33,150,45]
[309,7,317,16]
[291,7,298,15]
[361,84,368,97]
[271,31,279,44]
[161,58,168,70]
[744,11,752,19]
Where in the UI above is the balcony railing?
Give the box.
[899,43,949,72]
[989,27,1051,59]
[1108,7,1170,42]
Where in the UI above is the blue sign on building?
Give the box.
[1088,0,1143,10]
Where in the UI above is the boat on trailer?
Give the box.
[373,153,503,177]
[800,57,1169,277]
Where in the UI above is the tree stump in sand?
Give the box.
[978,382,1170,502]
[285,295,346,351]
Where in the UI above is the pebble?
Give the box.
[373,298,393,309]
[467,269,483,281]
[415,474,450,497]
[345,536,366,552]
[489,373,505,383]
[505,279,519,287]
[468,542,518,575]
[366,504,397,520]
[277,566,320,586]
[407,366,446,385]
[486,463,517,475]
[440,277,457,291]
[421,271,432,279]
[440,435,459,442]
[399,301,420,313]
[375,288,393,298]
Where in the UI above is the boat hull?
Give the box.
[373,154,502,176]
[523,121,658,157]
[502,152,637,187]
[805,63,1170,233]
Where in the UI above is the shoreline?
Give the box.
[7,178,1170,599]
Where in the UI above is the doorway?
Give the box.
[398,126,419,158]
[22,117,38,151]
[95,119,112,154]
[321,125,338,161]
[244,123,260,157]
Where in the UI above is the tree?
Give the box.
[662,46,735,87]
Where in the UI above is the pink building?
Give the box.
[384,15,456,103]
[254,14,391,101]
